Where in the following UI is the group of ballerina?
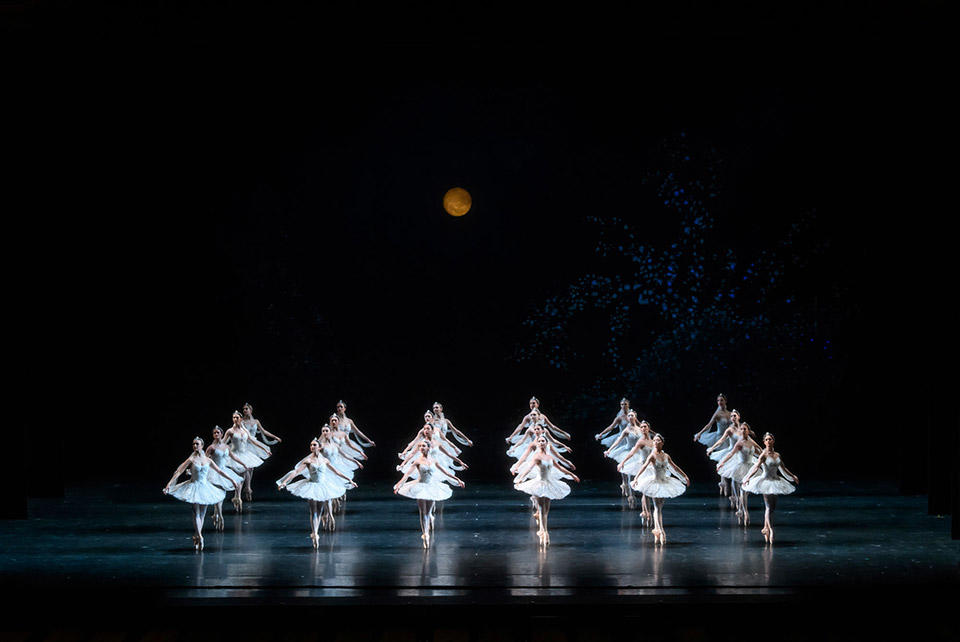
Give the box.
[162,401,374,550]
[392,403,472,548]
[595,394,799,545]
[505,397,580,547]
[595,398,691,545]
[162,394,799,551]
[693,393,799,543]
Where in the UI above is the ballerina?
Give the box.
[595,397,632,448]
[513,435,580,548]
[693,394,732,495]
[205,426,246,530]
[163,436,240,550]
[505,397,571,444]
[431,402,473,447]
[705,408,745,502]
[741,432,798,543]
[398,423,468,479]
[223,410,270,503]
[277,439,357,547]
[613,418,657,520]
[393,439,465,548]
[241,402,282,457]
[603,410,647,500]
[401,412,463,461]
[630,433,690,545]
[510,424,575,514]
[507,410,571,460]
[334,400,376,451]
[716,422,762,524]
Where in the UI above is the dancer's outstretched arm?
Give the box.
[325,459,358,487]
[694,409,720,441]
[554,462,580,483]
[510,443,536,474]
[255,419,282,444]
[436,465,465,487]
[542,429,571,453]
[338,435,366,459]
[437,443,468,469]
[706,427,735,455]
[716,441,744,469]
[210,460,242,493]
[348,420,375,447]
[506,417,531,442]
[393,465,416,492]
[604,429,630,456]
[277,461,310,489]
[778,459,799,483]
[665,454,690,485]
[337,447,364,470]
[616,440,647,470]
[742,455,764,484]
[434,429,462,455]
[163,458,192,492]
[445,419,473,446]
[399,435,424,460]
[632,453,655,485]
[596,415,623,440]
[540,414,571,440]
[549,444,574,469]
[514,457,537,482]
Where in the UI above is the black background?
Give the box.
[4,1,953,488]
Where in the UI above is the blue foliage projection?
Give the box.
[515,134,838,420]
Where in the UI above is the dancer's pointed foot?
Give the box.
[244,488,252,502]
[761,526,770,543]
[232,496,242,513]
[310,532,319,549]
[421,533,430,549]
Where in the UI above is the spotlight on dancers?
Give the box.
[741,432,798,544]
[163,436,241,551]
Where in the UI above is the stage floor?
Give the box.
[2,480,956,607]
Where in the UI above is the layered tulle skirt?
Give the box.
[514,477,570,500]
[718,455,757,482]
[167,479,227,505]
[210,464,243,491]
[280,476,347,502]
[398,480,452,501]
[632,474,686,498]
[742,475,795,495]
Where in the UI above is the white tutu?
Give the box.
[631,459,686,498]
[514,459,570,500]
[227,432,265,470]
[709,436,734,462]
[279,462,347,501]
[698,416,731,447]
[398,462,453,500]
[398,479,453,501]
[167,462,227,505]
[243,420,273,457]
[742,456,796,495]
[619,446,651,477]
[208,448,243,490]
[718,445,757,482]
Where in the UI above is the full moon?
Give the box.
[443,187,472,217]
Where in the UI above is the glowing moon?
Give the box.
[443,187,472,217]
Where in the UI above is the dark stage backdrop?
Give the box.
[6,2,953,489]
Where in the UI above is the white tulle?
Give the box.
[619,445,651,477]
[398,463,453,501]
[167,462,227,505]
[698,416,731,447]
[514,459,570,500]
[718,444,758,482]
[226,431,265,471]
[741,456,796,495]
[208,447,243,490]
[279,461,347,501]
[632,458,686,498]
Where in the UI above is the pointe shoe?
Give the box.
[537,529,547,547]
[244,488,252,502]
[310,533,319,549]
[767,528,774,544]
[198,535,204,551]
[743,513,750,526]
[421,533,430,549]
[192,535,199,550]
[429,514,435,532]
[651,528,660,544]
[761,526,770,543]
